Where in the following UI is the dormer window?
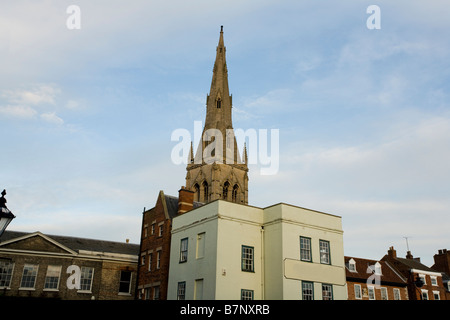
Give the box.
[216,98,221,108]
[375,262,382,275]
[348,258,356,272]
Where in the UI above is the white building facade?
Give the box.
[167,200,347,300]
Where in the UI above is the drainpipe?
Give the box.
[261,225,265,300]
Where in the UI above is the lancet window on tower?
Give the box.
[216,98,221,109]
[232,184,239,203]
[223,181,230,200]
[194,183,200,202]
[202,181,209,202]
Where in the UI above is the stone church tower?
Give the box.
[185,27,249,204]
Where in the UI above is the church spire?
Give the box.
[185,27,248,205]
[205,25,232,132]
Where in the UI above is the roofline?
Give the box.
[0,231,78,255]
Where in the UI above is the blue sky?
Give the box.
[1,0,449,266]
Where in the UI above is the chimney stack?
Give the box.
[178,186,194,215]
[388,246,397,259]
[406,251,413,259]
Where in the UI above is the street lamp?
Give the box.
[0,189,15,237]
[413,273,425,300]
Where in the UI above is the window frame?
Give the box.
[44,265,62,291]
[153,285,160,300]
[380,287,388,300]
[354,284,362,299]
[241,245,254,272]
[348,258,356,272]
[151,223,155,235]
[322,283,333,300]
[430,276,438,286]
[433,290,440,300]
[241,289,254,300]
[156,250,161,269]
[302,281,314,300]
[368,286,376,300]
[196,232,205,259]
[319,239,331,265]
[158,223,164,237]
[79,266,94,293]
[148,252,153,272]
[118,270,132,295]
[0,260,14,288]
[300,236,312,262]
[180,238,189,263]
[393,288,401,300]
[177,281,186,300]
[20,264,39,290]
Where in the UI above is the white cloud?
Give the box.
[2,84,60,106]
[40,112,64,125]
[0,105,37,118]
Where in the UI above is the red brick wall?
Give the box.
[346,281,409,300]
[137,194,172,300]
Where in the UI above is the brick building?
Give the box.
[136,188,201,300]
[432,249,450,300]
[0,230,139,300]
[381,246,447,300]
[345,256,408,300]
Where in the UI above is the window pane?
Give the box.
[196,233,205,259]
[180,238,188,262]
[0,261,14,288]
[241,246,254,272]
[354,284,362,299]
[153,286,160,300]
[319,240,330,264]
[80,267,94,291]
[241,289,253,300]
[177,282,186,300]
[322,284,333,300]
[44,265,61,289]
[302,281,314,300]
[119,271,132,293]
[20,264,38,288]
[300,237,311,262]
[380,287,388,300]
[394,288,400,300]
[368,287,375,300]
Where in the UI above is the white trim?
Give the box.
[348,258,357,272]
[393,288,401,300]
[411,268,442,277]
[354,284,362,299]
[432,290,440,300]
[368,285,376,300]
[0,232,77,255]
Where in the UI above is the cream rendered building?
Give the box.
[167,200,347,300]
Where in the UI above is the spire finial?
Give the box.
[220,25,223,32]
